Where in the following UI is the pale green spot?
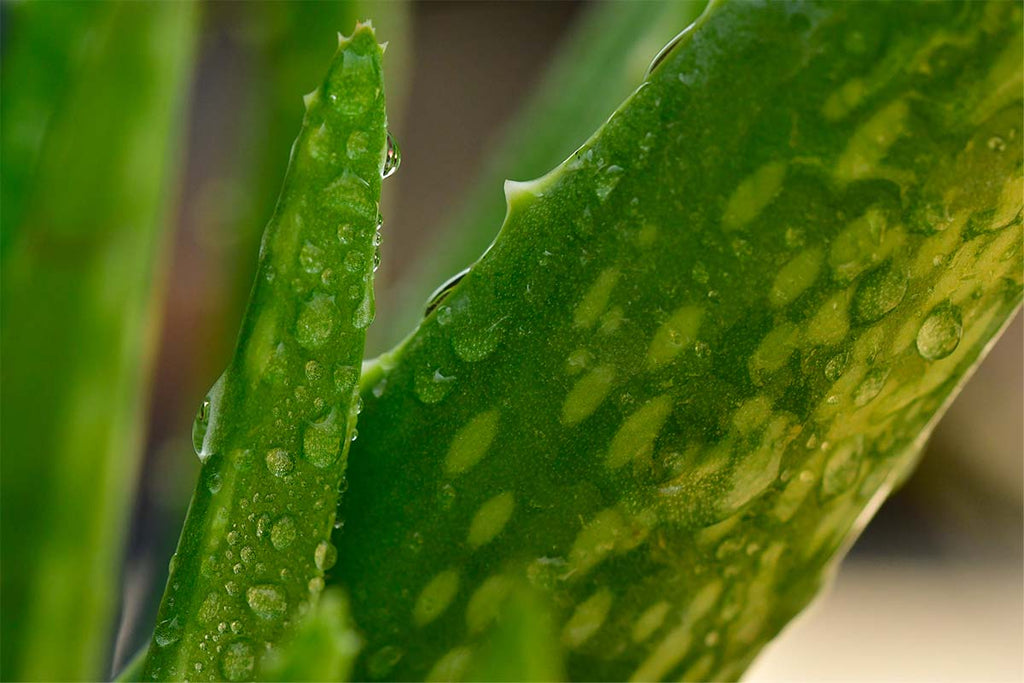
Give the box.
[561,365,615,426]
[631,601,671,643]
[769,248,823,307]
[749,322,799,380]
[731,395,773,434]
[606,395,673,469]
[637,223,658,247]
[467,492,515,548]
[466,575,514,634]
[718,416,791,515]
[565,348,592,375]
[574,268,620,328]
[805,292,850,347]
[681,653,717,682]
[414,569,460,627]
[822,77,867,120]
[425,646,472,683]
[773,467,818,523]
[445,410,500,476]
[820,435,864,500]
[244,309,278,381]
[646,305,702,369]
[835,99,908,183]
[567,506,648,578]
[721,161,787,230]
[562,587,614,649]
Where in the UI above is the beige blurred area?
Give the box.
[123,2,1023,677]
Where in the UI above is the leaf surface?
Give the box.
[142,25,389,681]
[331,1,1023,680]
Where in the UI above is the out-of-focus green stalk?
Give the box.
[0,4,198,680]
[372,0,706,351]
[0,2,105,252]
[259,589,362,682]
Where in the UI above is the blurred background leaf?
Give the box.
[0,3,198,679]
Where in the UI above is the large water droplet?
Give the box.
[820,435,864,500]
[853,367,889,406]
[220,640,255,681]
[414,367,456,404]
[851,264,908,324]
[246,584,287,620]
[916,304,962,360]
[271,516,297,550]
[299,242,324,274]
[314,540,338,571]
[303,413,342,469]
[296,294,338,349]
[265,449,294,477]
[154,617,182,647]
[383,131,401,178]
[192,398,211,462]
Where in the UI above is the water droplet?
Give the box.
[296,294,338,349]
[424,268,470,318]
[305,360,322,381]
[265,449,294,477]
[271,516,297,550]
[154,617,182,647]
[303,412,342,468]
[373,247,382,272]
[220,640,255,681]
[987,136,1006,152]
[240,546,256,564]
[192,398,211,462]
[230,621,243,634]
[314,540,337,571]
[246,584,287,620]
[852,264,908,324]
[256,513,271,539]
[299,242,324,274]
[824,351,850,382]
[309,576,325,593]
[353,287,375,329]
[916,304,962,361]
[224,581,240,596]
[414,367,456,404]
[595,165,623,201]
[383,131,401,178]
[821,435,865,500]
[367,646,404,679]
[853,367,889,406]
[227,531,240,546]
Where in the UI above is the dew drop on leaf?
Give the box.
[916,304,963,360]
[246,584,287,620]
[383,131,401,178]
[271,516,297,550]
[314,540,338,571]
[220,640,255,681]
[265,449,294,477]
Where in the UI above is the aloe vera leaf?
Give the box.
[213,1,409,359]
[462,584,564,683]
[373,0,706,352]
[141,25,388,681]
[331,1,1024,680]
[259,589,362,682]
[0,4,197,680]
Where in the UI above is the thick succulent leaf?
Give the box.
[0,4,198,679]
[259,589,362,682]
[374,0,706,351]
[331,1,1023,680]
[212,1,409,362]
[142,25,389,681]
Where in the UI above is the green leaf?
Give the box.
[259,589,362,682]
[373,0,706,352]
[462,583,564,683]
[331,1,1023,680]
[141,24,389,681]
[0,4,198,679]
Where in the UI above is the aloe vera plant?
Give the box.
[3,1,1021,681]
